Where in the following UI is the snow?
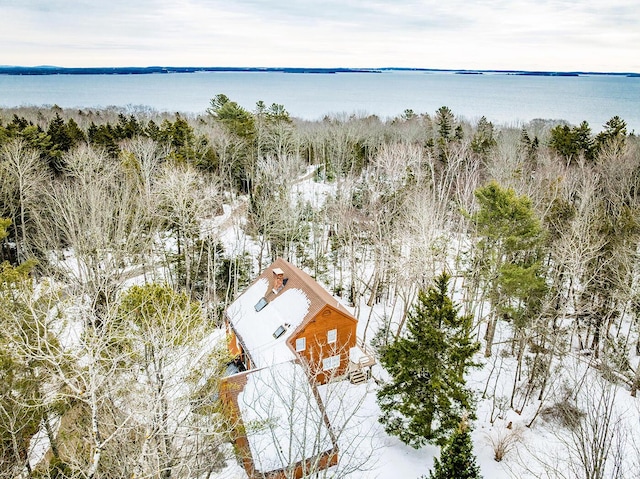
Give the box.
[28,417,58,470]
[237,362,334,475]
[313,376,512,479]
[27,168,640,479]
[292,175,334,209]
[227,278,311,368]
[216,176,640,478]
[349,346,367,364]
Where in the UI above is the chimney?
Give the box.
[272,268,285,294]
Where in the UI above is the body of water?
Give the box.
[0,70,638,132]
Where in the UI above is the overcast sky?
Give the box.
[1,0,638,72]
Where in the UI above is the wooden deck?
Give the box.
[348,337,376,383]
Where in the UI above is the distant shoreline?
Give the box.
[0,66,638,77]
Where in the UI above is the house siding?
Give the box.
[227,327,243,357]
[291,305,357,384]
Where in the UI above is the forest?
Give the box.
[0,96,639,478]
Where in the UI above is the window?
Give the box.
[327,329,337,344]
[323,354,341,370]
[295,337,306,352]
[254,297,268,312]
[273,325,286,339]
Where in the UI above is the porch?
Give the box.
[348,337,376,384]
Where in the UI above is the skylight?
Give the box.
[255,297,268,312]
[273,325,286,339]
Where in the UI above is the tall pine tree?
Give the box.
[471,181,546,358]
[377,272,480,447]
[427,418,482,479]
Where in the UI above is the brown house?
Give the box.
[220,361,339,479]
[225,257,374,384]
[222,258,374,478]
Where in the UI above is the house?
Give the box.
[221,258,374,479]
[221,361,339,479]
[225,257,374,384]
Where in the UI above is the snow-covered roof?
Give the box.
[237,362,335,474]
[227,277,310,368]
[226,258,356,369]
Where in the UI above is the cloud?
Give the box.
[0,0,638,71]
[214,0,471,32]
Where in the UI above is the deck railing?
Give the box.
[351,336,376,369]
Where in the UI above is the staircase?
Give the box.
[349,368,367,385]
[347,337,376,384]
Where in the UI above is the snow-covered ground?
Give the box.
[31,170,640,479]
[285,174,640,478]
[207,173,516,478]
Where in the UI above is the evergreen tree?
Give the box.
[548,121,595,163]
[207,94,257,192]
[377,272,480,448]
[595,115,627,155]
[435,106,454,142]
[87,122,119,157]
[518,127,539,165]
[207,93,256,141]
[434,106,457,162]
[471,181,546,357]
[46,113,85,172]
[427,419,482,479]
[470,116,496,158]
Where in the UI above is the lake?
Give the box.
[0,70,638,132]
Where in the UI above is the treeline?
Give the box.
[0,98,639,477]
[1,99,638,365]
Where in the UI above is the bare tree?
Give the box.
[0,138,49,260]
[117,283,234,479]
[33,145,153,315]
[565,374,626,479]
[2,278,135,478]
[5,276,235,479]
[121,136,168,200]
[246,153,307,269]
[230,360,377,479]
[512,363,631,479]
[153,163,222,295]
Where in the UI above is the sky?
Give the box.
[1,0,639,72]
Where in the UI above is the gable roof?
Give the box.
[236,361,336,475]
[226,258,356,369]
[273,258,353,320]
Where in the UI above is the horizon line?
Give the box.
[1,65,639,77]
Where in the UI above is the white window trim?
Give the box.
[295,337,306,352]
[327,329,337,344]
[323,354,341,370]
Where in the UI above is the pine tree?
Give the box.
[377,272,480,448]
[427,419,482,479]
[471,181,546,358]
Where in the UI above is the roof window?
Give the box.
[272,323,291,339]
[254,297,268,312]
[273,325,287,339]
